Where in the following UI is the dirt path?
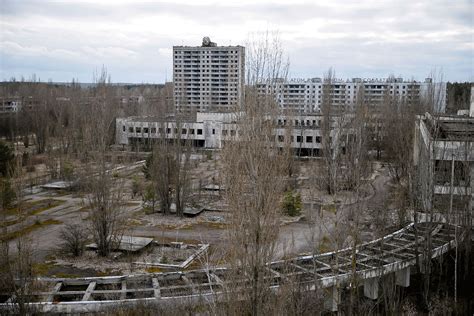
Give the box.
[7,163,396,272]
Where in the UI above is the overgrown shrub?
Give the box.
[26,165,36,173]
[61,161,74,180]
[131,175,143,198]
[142,184,157,212]
[282,190,302,217]
[0,178,16,210]
[0,141,14,177]
[21,152,29,167]
[142,154,153,179]
[59,223,88,257]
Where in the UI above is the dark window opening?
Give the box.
[434,160,469,186]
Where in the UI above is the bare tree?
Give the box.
[0,156,37,315]
[144,115,192,217]
[82,68,125,257]
[320,68,343,194]
[146,122,176,215]
[343,87,370,191]
[221,31,290,315]
[173,120,192,217]
[383,97,416,183]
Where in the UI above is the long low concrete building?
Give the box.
[116,112,352,156]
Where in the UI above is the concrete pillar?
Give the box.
[396,267,410,287]
[324,286,340,312]
[364,278,379,300]
[419,260,428,274]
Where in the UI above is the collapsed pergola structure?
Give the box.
[0,222,459,313]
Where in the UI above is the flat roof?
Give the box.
[173,45,244,49]
[431,118,474,141]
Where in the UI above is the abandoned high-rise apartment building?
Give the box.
[173,37,245,113]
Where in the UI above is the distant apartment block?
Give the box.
[0,96,38,114]
[0,97,22,114]
[257,77,446,113]
[173,37,245,113]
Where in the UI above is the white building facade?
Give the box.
[257,77,446,113]
[116,112,345,156]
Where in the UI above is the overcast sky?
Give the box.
[1,0,472,83]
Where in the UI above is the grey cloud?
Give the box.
[1,0,472,82]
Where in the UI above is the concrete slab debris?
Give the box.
[87,236,153,252]
[41,181,75,190]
